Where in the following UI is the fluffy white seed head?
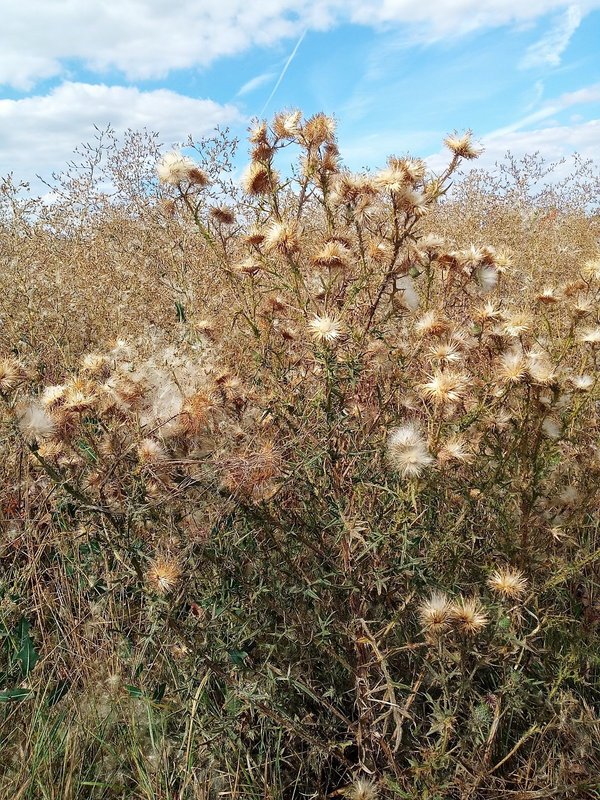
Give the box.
[488,567,528,599]
[18,402,56,441]
[387,423,433,478]
[308,315,342,343]
[157,151,208,187]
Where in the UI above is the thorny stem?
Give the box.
[364,213,419,334]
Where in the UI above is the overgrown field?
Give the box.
[0,113,599,800]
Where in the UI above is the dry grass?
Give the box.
[0,114,599,799]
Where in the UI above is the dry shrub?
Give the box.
[0,113,598,800]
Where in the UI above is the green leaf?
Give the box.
[303,588,320,601]
[227,649,248,667]
[80,783,110,788]
[125,684,144,698]
[76,439,98,463]
[175,301,186,323]
[0,688,33,703]
[15,618,39,677]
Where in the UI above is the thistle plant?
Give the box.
[0,111,598,800]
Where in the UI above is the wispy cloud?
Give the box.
[3,0,600,90]
[488,82,600,137]
[346,0,594,41]
[426,118,600,175]
[525,80,545,111]
[520,5,582,69]
[477,118,600,177]
[236,72,276,97]
[259,29,307,116]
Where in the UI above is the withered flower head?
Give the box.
[308,315,343,343]
[427,341,462,365]
[444,131,482,160]
[419,233,445,257]
[415,311,451,337]
[157,151,209,187]
[388,155,427,185]
[450,596,488,635]
[473,300,503,324]
[242,162,278,195]
[582,257,600,281]
[330,173,377,207]
[248,120,269,144]
[244,226,266,247]
[252,140,276,161]
[387,424,433,479]
[498,349,527,384]
[137,438,167,465]
[272,109,302,139]
[180,390,218,436]
[63,379,98,412]
[437,435,473,465]
[396,187,428,216]
[501,314,531,339]
[578,326,600,345]
[234,256,262,276]
[526,350,558,385]
[81,352,110,377]
[569,374,594,391]
[210,206,236,225]
[264,220,300,255]
[488,567,528,599]
[420,370,469,405]
[477,265,498,292]
[18,402,56,442]
[194,319,217,340]
[561,278,587,298]
[221,442,281,501]
[321,141,340,172]
[536,287,559,305]
[302,112,336,146]
[146,557,182,595]
[419,591,451,634]
[348,778,379,800]
[376,166,410,193]
[0,358,27,392]
[312,240,351,269]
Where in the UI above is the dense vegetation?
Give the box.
[0,113,599,799]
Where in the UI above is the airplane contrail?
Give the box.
[259,29,307,117]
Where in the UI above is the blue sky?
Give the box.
[1,1,599,191]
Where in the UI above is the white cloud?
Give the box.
[427,118,600,176]
[0,1,311,89]
[2,0,600,90]
[237,73,276,97]
[490,82,600,136]
[482,118,600,168]
[0,82,242,186]
[424,79,600,178]
[344,0,596,38]
[525,80,546,111]
[520,5,582,69]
